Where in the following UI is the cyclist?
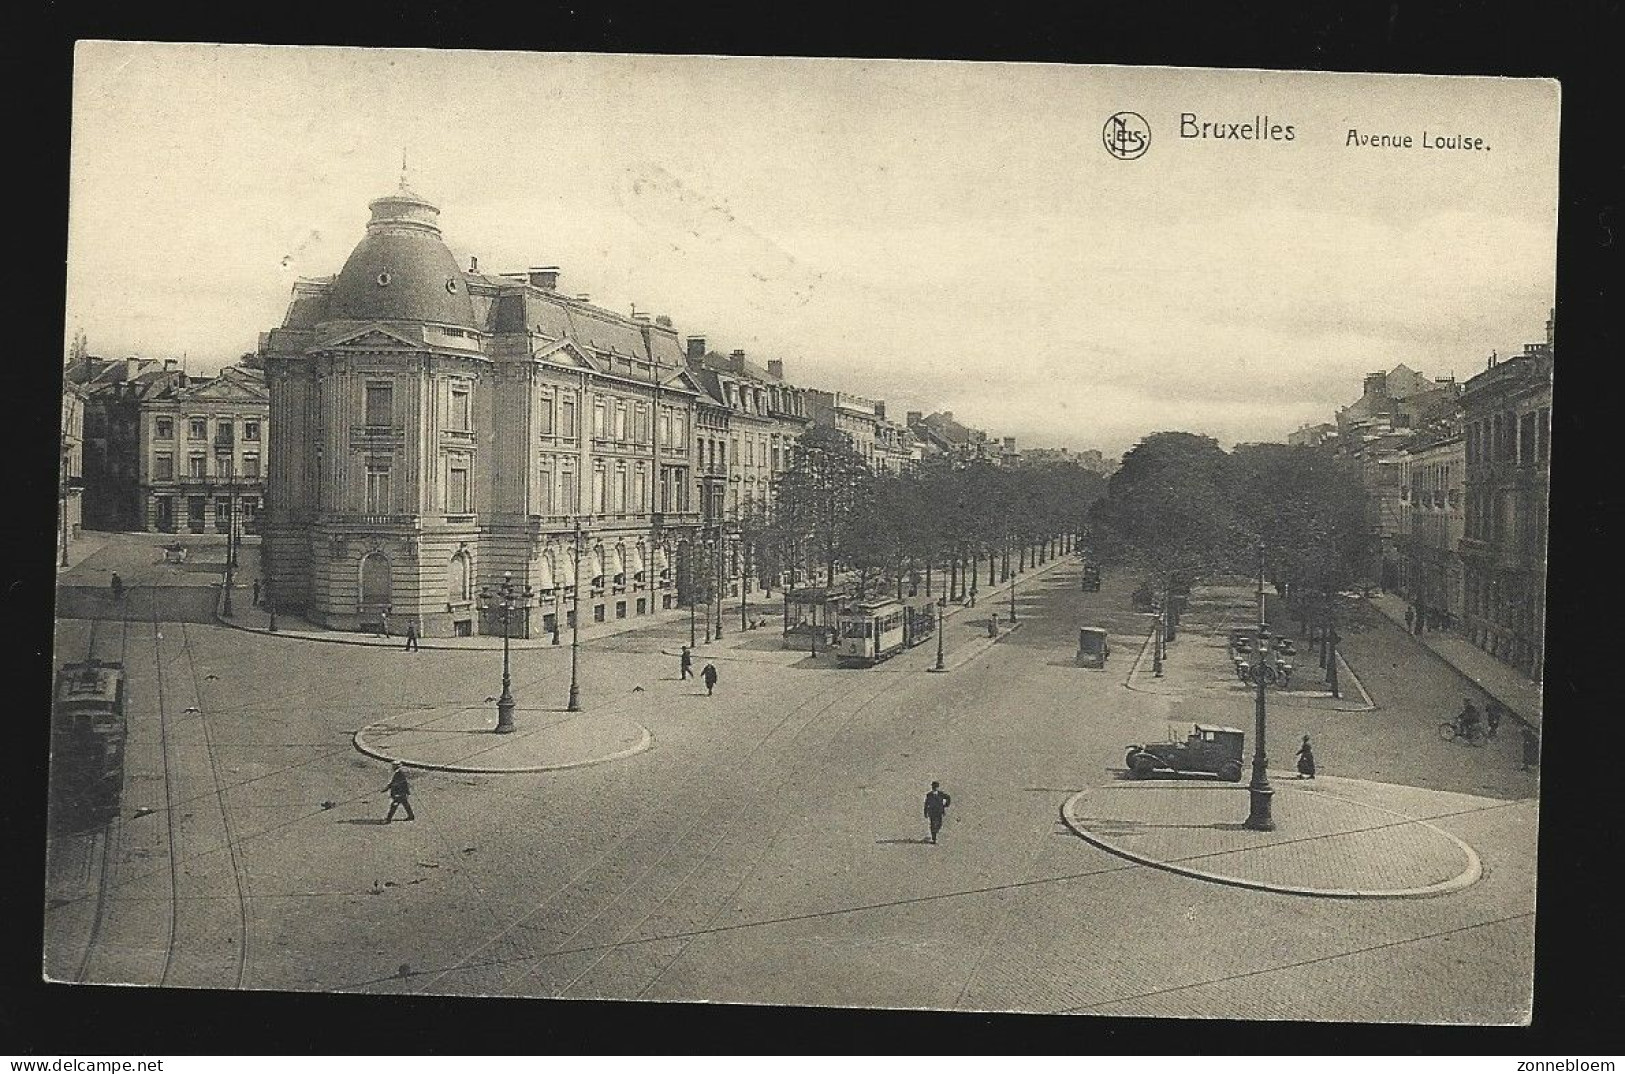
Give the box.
[1456,699,1482,741]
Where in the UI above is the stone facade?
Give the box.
[1397,431,1466,627]
[261,184,708,637]
[139,366,270,535]
[1459,322,1553,681]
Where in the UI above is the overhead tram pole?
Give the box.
[568,517,585,712]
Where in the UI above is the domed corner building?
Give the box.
[259,180,712,637]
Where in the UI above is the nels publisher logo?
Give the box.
[1103,111,1150,160]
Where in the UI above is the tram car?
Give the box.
[836,599,909,666]
[901,594,938,649]
[51,659,128,823]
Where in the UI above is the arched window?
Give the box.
[628,543,646,583]
[447,552,471,604]
[589,547,605,588]
[536,551,556,592]
[612,545,626,586]
[360,553,392,606]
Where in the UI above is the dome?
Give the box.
[327,184,477,329]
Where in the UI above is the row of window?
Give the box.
[152,452,261,481]
[1465,406,1550,467]
[355,454,694,516]
[154,416,261,442]
[697,434,789,472]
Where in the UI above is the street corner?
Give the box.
[353,707,652,774]
[1060,777,1482,899]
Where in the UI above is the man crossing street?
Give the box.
[384,763,415,822]
[680,645,694,680]
[923,781,951,844]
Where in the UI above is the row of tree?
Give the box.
[1088,431,1375,606]
[749,425,1110,600]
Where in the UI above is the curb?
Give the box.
[352,718,653,775]
[1059,783,1483,899]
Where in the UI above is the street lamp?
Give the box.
[479,570,534,733]
[1243,541,1276,831]
[221,473,236,618]
[568,519,586,712]
[932,604,945,671]
[1008,565,1017,624]
[713,525,725,640]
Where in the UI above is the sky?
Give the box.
[66,44,1559,457]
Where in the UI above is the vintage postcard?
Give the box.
[52,43,1555,1024]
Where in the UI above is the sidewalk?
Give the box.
[1367,592,1543,728]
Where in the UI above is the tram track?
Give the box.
[68,608,131,984]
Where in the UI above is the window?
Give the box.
[593,399,607,438]
[615,465,628,511]
[1537,408,1550,463]
[614,403,627,440]
[561,398,576,437]
[244,421,260,442]
[154,453,174,480]
[217,420,234,443]
[361,553,392,605]
[189,418,207,440]
[448,463,470,514]
[561,468,577,513]
[450,387,471,432]
[593,465,607,512]
[188,454,206,478]
[538,396,555,436]
[660,410,672,447]
[156,418,173,440]
[635,405,648,443]
[365,384,394,428]
[366,457,392,513]
[242,454,260,478]
[1519,412,1536,466]
[633,466,646,512]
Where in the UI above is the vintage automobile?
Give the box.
[1125,724,1246,782]
[1076,626,1110,668]
[1080,564,1101,591]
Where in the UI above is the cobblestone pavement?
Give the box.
[45,553,1535,1022]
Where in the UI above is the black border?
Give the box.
[6,0,1616,1057]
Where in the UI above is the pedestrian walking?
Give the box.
[383,763,415,822]
[1457,698,1481,739]
[252,578,261,606]
[404,621,419,652]
[1404,606,1414,633]
[379,610,391,638]
[1521,724,1540,769]
[701,662,718,696]
[1296,735,1316,779]
[988,612,998,638]
[110,572,124,601]
[923,781,951,844]
[1485,701,1503,739]
[679,645,694,680]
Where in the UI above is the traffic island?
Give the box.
[354,709,652,773]
[1061,778,1481,898]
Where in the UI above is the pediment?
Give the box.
[320,325,425,351]
[662,368,707,395]
[532,338,598,371]
[178,369,269,403]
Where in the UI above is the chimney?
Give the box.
[1003,436,1017,450]
[164,359,177,372]
[907,410,923,426]
[686,336,707,361]
[124,357,139,382]
[528,266,559,290]
[875,401,886,420]
[729,349,746,373]
[655,315,673,328]
[942,411,954,423]
[767,359,784,379]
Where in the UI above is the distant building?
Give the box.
[139,365,270,534]
[1458,315,1553,682]
[1335,365,1462,588]
[1287,422,1338,448]
[806,389,885,470]
[66,356,189,530]
[59,382,85,556]
[684,343,810,522]
[1396,428,1466,628]
[905,410,994,464]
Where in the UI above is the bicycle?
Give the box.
[1438,719,1487,746]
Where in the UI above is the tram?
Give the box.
[51,658,128,823]
[836,599,909,666]
[901,594,938,649]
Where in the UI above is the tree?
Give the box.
[773,424,870,586]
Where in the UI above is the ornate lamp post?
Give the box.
[932,603,945,671]
[479,570,533,733]
[1008,565,1017,624]
[568,519,586,712]
[1244,541,1276,831]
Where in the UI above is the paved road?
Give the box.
[45,558,1536,1021]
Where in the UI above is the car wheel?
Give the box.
[1128,754,1156,779]
[1218,762,1243,782]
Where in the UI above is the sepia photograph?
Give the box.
[47,42,1557,1029]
